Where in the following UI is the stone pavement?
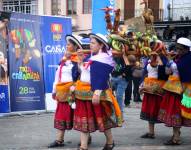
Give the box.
[0,102,191,150]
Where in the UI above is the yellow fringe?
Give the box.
[55,82,73,102]
[181,110,191,119]
[163,75,183,94]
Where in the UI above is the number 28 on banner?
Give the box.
[19,87,36,95]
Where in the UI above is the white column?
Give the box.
[44,0,52,15]
[113,0,124,21]
[61,0,67,15]
[77,0,82,15]
[38,0,44,15]
[135,0,144,17]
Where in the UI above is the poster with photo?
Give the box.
[0,12,10,113]
[8,13,45,112]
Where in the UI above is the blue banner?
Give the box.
[92,0,115,34]
[8,13,45,112]
[41,16,72,93]
[0,12,10,113]
[0,85,9,113]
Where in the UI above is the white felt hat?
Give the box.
[177,37,191,47]
[89,33,110,50]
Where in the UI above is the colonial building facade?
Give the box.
[0,0,92,31]
[0,0,190,30]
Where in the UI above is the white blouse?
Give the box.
[147,63,158,78]
[52,60,73,93]
[80,63,90,83]
[170,61,179,77]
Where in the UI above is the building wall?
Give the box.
[122,0,163,21]
[159,0,163,9]
[0,0,91,31]
[135,0,145,17]
[159,0,164,20]
[115,0,124,21]
[73,0,92,31]
[171,0,191,20]
[0,0,2,11]
[124,0,135,20]
[148,0,160,21]
[163,0,170,20]
[43,0,92,31]
[60,0,67,15]
[38,0,44,15]
[44,0,52,15]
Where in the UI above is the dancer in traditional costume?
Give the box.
[74,33,122,150]
[48,35,84,148]
[140,52,165,139]
[158,37,191,145]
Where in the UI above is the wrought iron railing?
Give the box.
[134,7,191,22]
[2,0,37,15]
[169,7,191,21]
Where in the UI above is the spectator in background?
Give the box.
[0,51,7,85]
[111,52,128,113]
[124,55,142,107]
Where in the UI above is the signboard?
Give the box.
[41,16,72,111]
[9,13,45,112]
[41,16,72,93]
[0,12,10,113]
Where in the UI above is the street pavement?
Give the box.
[0,102,191,150]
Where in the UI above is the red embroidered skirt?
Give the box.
[73,99,118,133]
[158,91,191,127]
[54,102,73,130]
[140,93,163,123]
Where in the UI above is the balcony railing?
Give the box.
[169,7,191,21]
[2,0,38,15]
[135,7,191,22]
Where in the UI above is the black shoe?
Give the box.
[140,133,155,139]
[102,142,115,150]
[125,104,131,108]
[48,140,64,148]
[164,139,182,145]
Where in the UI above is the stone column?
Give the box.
[44,0,52,15]
[60,0,67,15]
[37,0,44,15]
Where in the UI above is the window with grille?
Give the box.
[52,0,61,15]
[67,0,76,15]
[2,0,37,14]
[83,0,91,14]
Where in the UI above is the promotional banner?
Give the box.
[92,0,115,34]
[8,13,45,112]
[0,12,10,113]
[41,16,72,111]
[0,85,9,113]
[41,16,72,93]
